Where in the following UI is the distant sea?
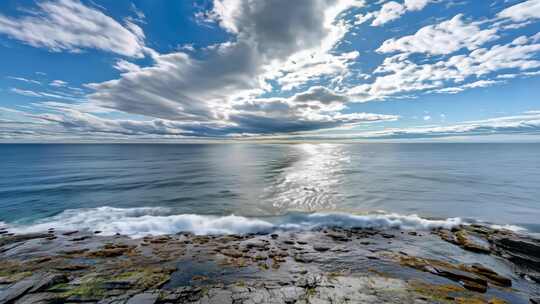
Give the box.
[1,143,539,236]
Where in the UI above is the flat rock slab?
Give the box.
[29,273,68,293]
[14,292,62,304]
[126,293,159,304]
[0,276,36,304]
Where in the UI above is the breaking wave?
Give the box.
[1,206,476,238]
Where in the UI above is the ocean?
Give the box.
[1,143,539,236]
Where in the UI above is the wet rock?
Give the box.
[220,249,243,258]
[492,236,540,270]
[399,255,505,293]
[270,234,278,239]
[14,292,64,304]
[70,236,92,242]
[313,245,330,252]
[96,295,131,304]
[66,294,103,303]
[434,229,458,244]
[470,264,512,287]
[252,254,267,261]
[29,273,68,293]
[87,247,129,258]
[149,236,170,244]
[432,266,488,292]
[530,298,540,304]
[330,245,350,253]
[455,230,491,254]
[101,280,136,290]
[460,280,487,293]
[244,241,267,250]
[0,233,50,248]
[60,249,89,255]
[54,264,90,271]
[191,275,208,282]
[62,231,79,236]
[0,275,36,304]
[529,273,540,283]
[327,233,351,242]
[293,254,313,263]
[0,272,32,285]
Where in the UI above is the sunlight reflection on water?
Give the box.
[264,143,350,212]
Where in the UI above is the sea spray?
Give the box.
[6,206,469,238]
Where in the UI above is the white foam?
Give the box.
[489,224,527,233]
[279,212,464,231]
[4,206,471,238]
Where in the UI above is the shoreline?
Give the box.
[1,224,539,304]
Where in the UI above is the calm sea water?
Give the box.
[1,143,539,232]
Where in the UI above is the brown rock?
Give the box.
[455,230,491,254]
[54,264,90,271]
[220,249,243,258]
[470,264,512,287]
[86,247,128,258]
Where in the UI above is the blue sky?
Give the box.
[0,0,539,142]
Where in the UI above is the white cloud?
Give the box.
[7,76,41,85]
[113,60,141,73]
[366,112,540,139]
[497,0,540,22]
[0,0,146,57]
[349,21,540,102]
[433,80,502,94]
[377,14,499,55]
[372,1,406,26]
[286,112,540,140]
[11,88,42,97]
[404,0,431,11]
[4,0,539,141]
[274,51,360,91]
[50,80,68,87]
[10,86,83,102]
[85,0,375,135]
[358,0,433,26]
[0,99,398,140]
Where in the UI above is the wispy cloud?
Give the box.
[7,76,41,85]
[0,0,146,57]
[377,14,499,55]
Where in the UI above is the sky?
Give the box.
[0,0,539,142]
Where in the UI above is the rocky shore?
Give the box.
[1,224,539,304]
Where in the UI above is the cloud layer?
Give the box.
[85,0,383,136]
[1,0,540,141]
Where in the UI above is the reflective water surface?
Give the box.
[1,143,539,229]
